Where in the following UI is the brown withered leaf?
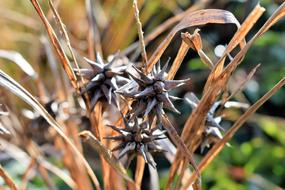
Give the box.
[204,3,265,92]
[161,115,201,186]
[168,3,268,188]
[182,29,214,69]
[182,3,266,150]
[176,2,285,189]
[147,9,241,73]
[182,29,202,52]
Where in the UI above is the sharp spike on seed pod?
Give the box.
[105,52,120,70]
[156,57,170,80]
[134,86,155,98]
[96,52,105,65]
[164,78,190,90]
[145,98,158,117]
[84,57,104,73]
[157,93,180,114]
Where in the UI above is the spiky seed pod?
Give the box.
[117,60,190,121]
[200,118,224,153]
[105,116,166,168]
[23,100,61,145]
[186,92,247,152]
[75,53,130,109]
[186,93,224,152]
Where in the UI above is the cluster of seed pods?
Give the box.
[76,53,232,167]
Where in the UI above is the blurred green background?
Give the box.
[0,0,285,189]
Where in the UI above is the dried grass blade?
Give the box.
[85,0,102,58]
[37,164,57,190]
[203,3,265,92]
[0,8,39,30]
[47,0,84,85]
[90,102,110,190]
[182,77,285,189]
[41,36,66,100]
[133,0,148,73]
[29,0,78,90]
[223,3,264,56]
[0,70,101,190]
[161,115,201,184]
[0,164,17,190]
[134,155,145,187]
[147,9,241,73]
[0,50,38,79]
[181,3,267,149]
[40,158,76,189]
[172,4,265,182]
[79,131,139,190]
[224,64,260,103]
[20,159,36,190]
[167,39,189,80]
[220,2,285,83]
[254,1,285,37]
[0,49,49,101]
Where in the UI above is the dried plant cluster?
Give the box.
[0,1,285,190]
[79,53,193,168]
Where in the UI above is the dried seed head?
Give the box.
[117,60,190,120]
[182,29,202,52]
[76,53,130,109]
[24,100,61,145]
[185,93,224,152]
[105,116,166,168]
[185,92,247,152]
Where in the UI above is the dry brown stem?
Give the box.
[0,165,18,190]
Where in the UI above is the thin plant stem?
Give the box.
[133,0,148,74]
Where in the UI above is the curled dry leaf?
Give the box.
[147,9,241,73]
[182,29,202,52]
[204,3,265,92]
[182,30,214,69]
